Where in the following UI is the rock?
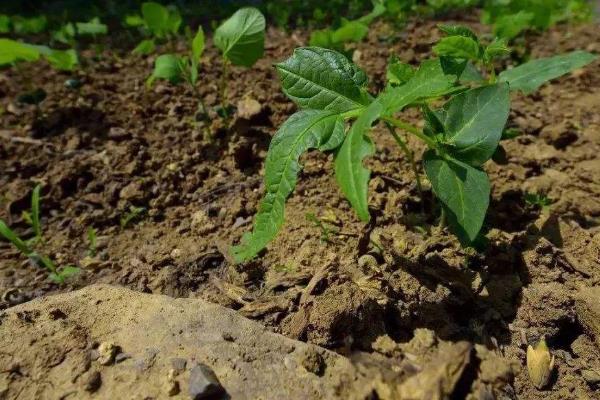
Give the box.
[170,358,187,374]
[97,342,118,365]
[82,370,102,392]
[188,363,225,399]
[0,284,387,399]
[108,127,131,140]
[397,341,472,400]
[581,369,600,386]
[575,287,600,346]
[236,96,262,120]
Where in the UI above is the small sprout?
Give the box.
[501,127,521,140]
[0,186,78,284]
[87,227,97,257]
[525,192,553,210]
[127,2,182,54]
[527,338,555,389]
[120,206,146,229]
[306,212,338,243]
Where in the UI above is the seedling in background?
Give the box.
[214,7,266,116]
[87,227,97,257]
[127,2,182,55]
[309,0,385,56]
[53,17,108,47]
[120,206,146,229]
[0,38,78,71]
[147,27,207,122]
[231,25,597,262]
[0,186,79,284]
[525,192,553,211]
[306,212,339,243]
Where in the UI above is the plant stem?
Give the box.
[381,116,437,149]
[385,123,424,204]
[439,207,447,228]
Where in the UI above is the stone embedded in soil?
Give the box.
[188,363,225,399]
[575,286,600,347]
[82,370,102,393]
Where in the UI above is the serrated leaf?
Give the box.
[214,7,265,67]
[483,38,510,63]
[433,36,481,61]
[276,47,370,112]
[438,24,479,42]
[147,54,182,87]
[380,58,458,115]
[232,110,344,262]
[424,151,490,244]
[499,51,598,94]
[439,83,510,166]
[334,101,383,222]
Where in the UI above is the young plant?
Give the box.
[0,38,79,71]
[120,206,146,229]
[147,27,207,120]
[214,7,266,115]
[0,186,79,283]
[127,2,182,55]
[87,227,97,257]
[231,26,597,262]
[309,0,386,55]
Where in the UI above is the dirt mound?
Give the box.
[0,284,519,399]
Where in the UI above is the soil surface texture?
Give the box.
[1,15,600,400]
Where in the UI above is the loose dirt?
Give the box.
[1,14,600,399]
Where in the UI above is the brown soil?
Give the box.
[1,14,600,399]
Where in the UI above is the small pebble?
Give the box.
[188,363,225,399]
[97,342,117,365]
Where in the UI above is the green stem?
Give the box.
[385,123,424,202]
[488,63,497,84]
[439,207,447,228]
[381,116,437,149]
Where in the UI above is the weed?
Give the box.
[120,206,146,229]
[87,227,97,257]
[306,212,339,243]
[231,25,596,262]
[525,192,553,210]
[0,185,79,284]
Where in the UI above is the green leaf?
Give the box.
[499,51,598,94]
[214,7,265,67]
[438,24,479,42]
[386,55,415,86]
[0,15,10,33]
[424,151,490,244]
[142,2,168,34]
[433,36,481,61]
[125,14,144,27]
[147,54,182,86]
[0,219,31,255]
[380,58,459,115]
[75,18,108,36]
[132,39,155,55]
[45,49,79,71]
[232,110,344,262]
[0,39,42,65]
[12,15,47,35]
[483,38,510,63]
[276,47,370,113]
[439,83,510,166]
[493,11,533,40]
[191,26,205,63]
[141,2,178,38]
[459,62,485,83]
[309,29,334,48]
[31,184,42,243]
[334,101,383,222]
[357,0,386,25]
[332,21,369,43]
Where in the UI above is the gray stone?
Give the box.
[189,363,225,399]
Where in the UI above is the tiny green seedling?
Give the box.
[525,192,553,210]
[231,25,597,262]
[87,227,97,257]
[213,7,266,115]
[127,2,182,55]
[53,17,108,46]
[0,185,79,284]
[0,38,78,71]
[309,0,385,55]
[306,212,339,243]
[120,206,146,229]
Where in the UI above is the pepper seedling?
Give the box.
[0,38,79,71]
[231,25,597,262]
[0,185,80,283]
[213,7,266,117]
[127,2,182,55]
[147,26,207,123]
